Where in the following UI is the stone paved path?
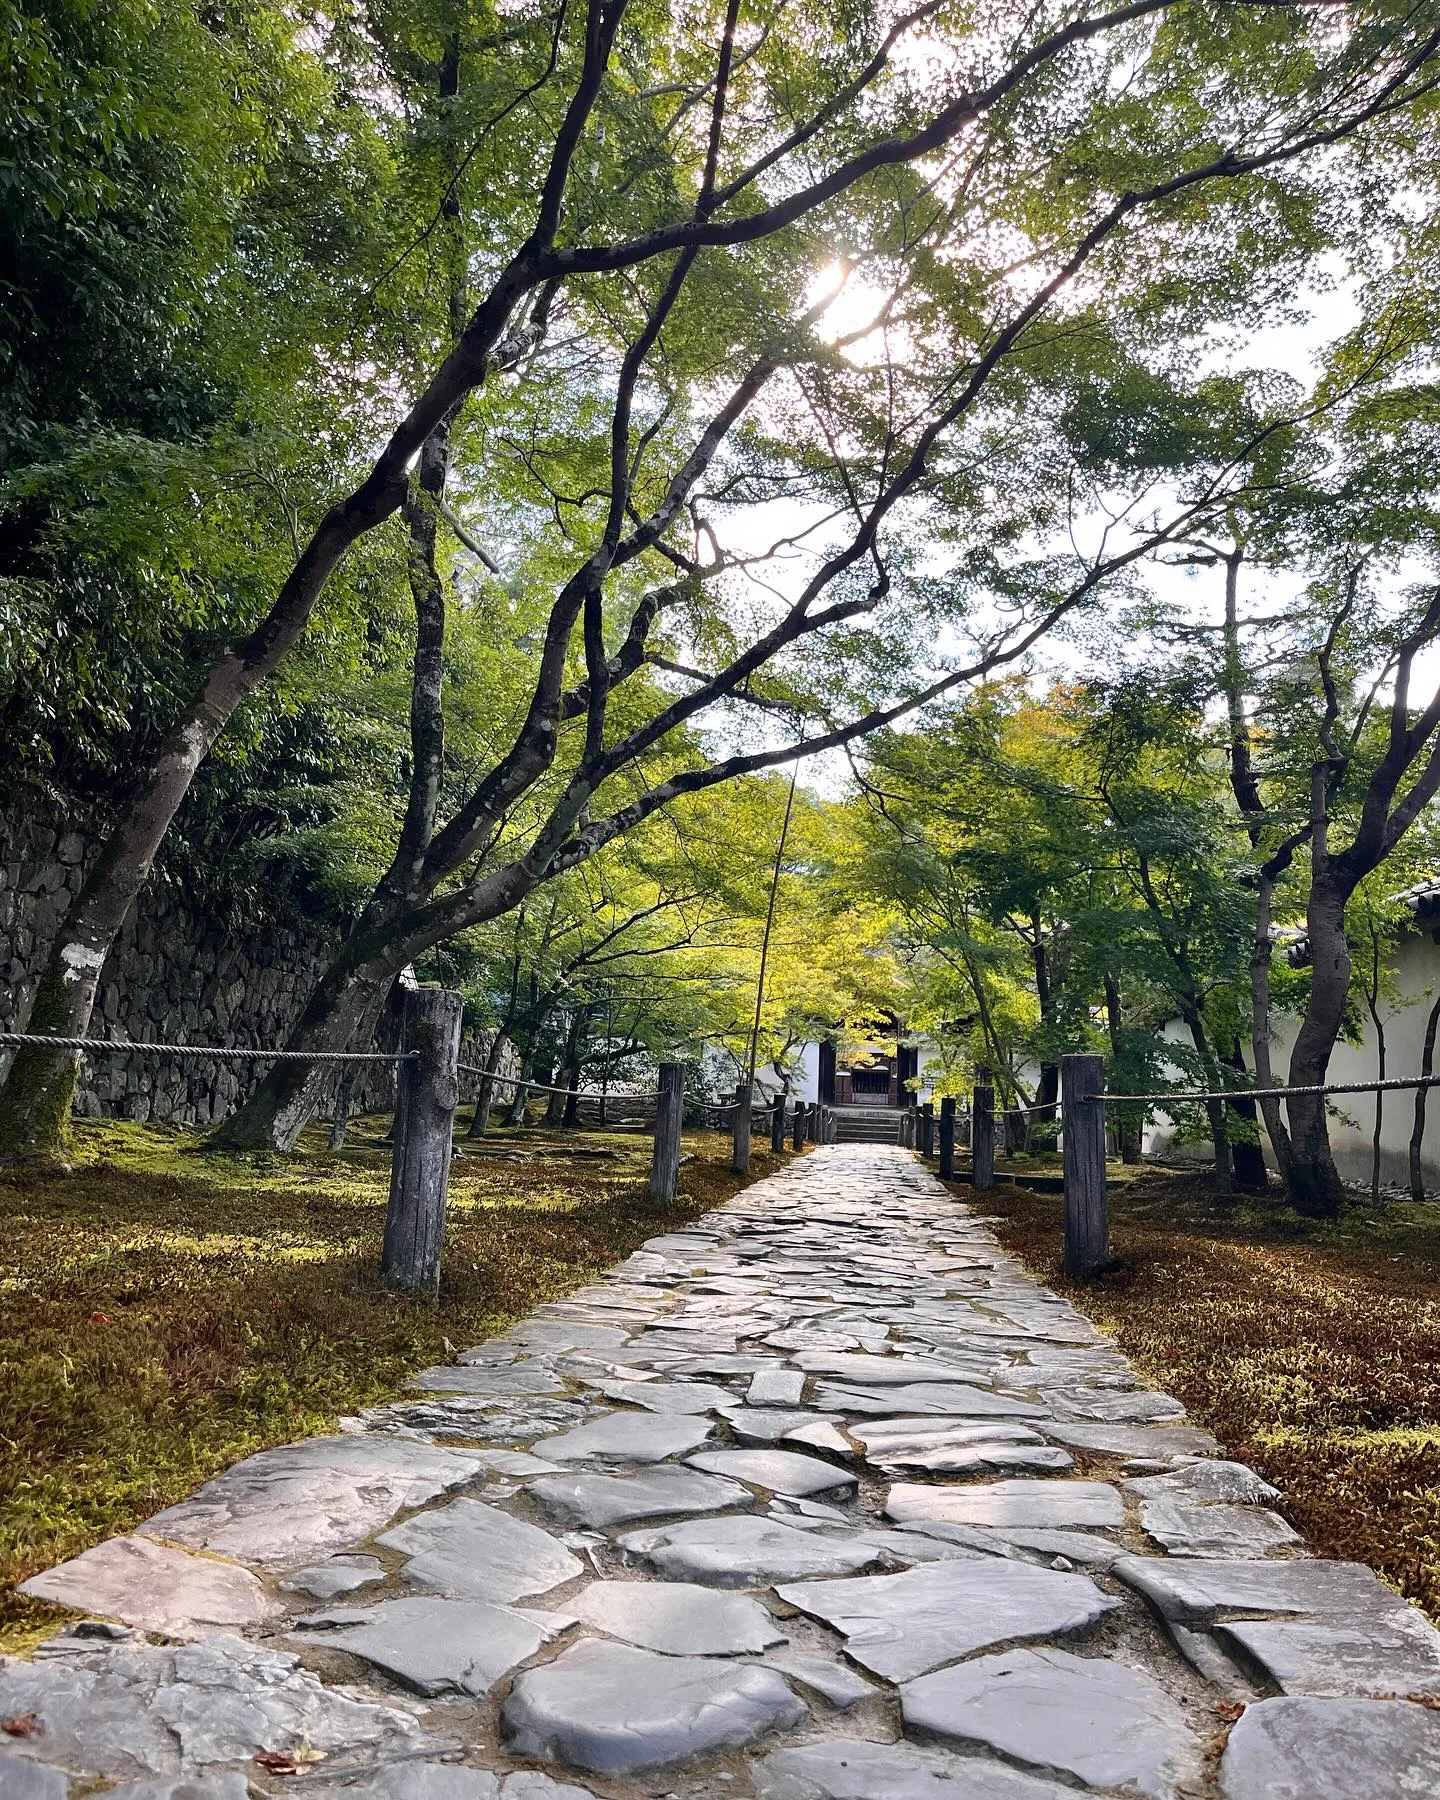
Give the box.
[4,1146,1440,1800]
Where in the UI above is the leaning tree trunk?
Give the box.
[1409,990,1440,1203]
[1284,882,1351,1219]
[1102,971,1142,1163]
[466,1032,509,1138]
[206,955,397,1153]
[1249,874,1293,1179]
[1221,1041,1269,1191]
[0,783,213,1162]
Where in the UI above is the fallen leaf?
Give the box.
[1,1714,43,1739]
[1213,1702,1245,1723]
[254,1743,327,1775]
[254,1752,301,1775]
[88,1312,111,1325]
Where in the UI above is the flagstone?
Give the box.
[500,1640,806,1774]
[569,1579,784,1654]
[377,1498,582,1601]
[776,1557,1120,1681]
[293,1595,568,1695]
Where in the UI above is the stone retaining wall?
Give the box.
[0,791,390,1128]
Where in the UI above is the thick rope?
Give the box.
[0,1033,412,1063]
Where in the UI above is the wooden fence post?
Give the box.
[972,1071,995,1191]
[939,1095,956,1179]
[649,1061,685,1204]
[1062,1052,1108,1276]
[919,1101,934,1156]
[383,986,463,1296]
[770,1098,786,1153]
[792,1101,805,1150]
[732,1076,753,1174]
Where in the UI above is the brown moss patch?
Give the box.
[968,1166,1440,1620]
[0,1114,792,1649]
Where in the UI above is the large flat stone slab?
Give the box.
[764,1654,877,1710]
[1111,1554,1418,1624]
[410,1363,566,1396]
[617,1515,881,1586]
[901,1647,1198,1797]
[377,1498,582,1601]
[280,1555,386,1601]
[1042,1387,1187,1422]
[1218,1697,1440,1799]
[529,1466,751,1529]
[885,1479,1123,1531]
[534,1412,713,1462]
[596,1380,734,1413]
[791,1354,989,1384]
[500,1639,806,1773]
[0,1634,429,1780]
[873,1441,1072,1476]
[1125,1460,1279,1505]
[138,1437,485,1570]
[1139,1495,1302,1559]
[687,1449,857,1496]
[751,1738,1079,1799]
[1218,1609,1440,1698]
[18,1537,277,1639]
[293,1594,567,1695]
[1039,1420,1220,1457]
[718,1407,833,1444]
[0,1763,70,1800]
[776,1557,1120,1680]
[817,1383,1046,1418]
[570,1579,784,1653]
[749,1367,806,1405]
[306,1762,600,1800]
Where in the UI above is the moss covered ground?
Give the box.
[972,1162,1440,1622]
[0,1114,790,1651]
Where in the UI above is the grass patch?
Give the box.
[0,1113,791,1651]
[972,1165,1440,1621]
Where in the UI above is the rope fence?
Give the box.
[0,1032,412,1063]
[1096,1074,1440,1106]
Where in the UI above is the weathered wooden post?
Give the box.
[1062,1052,1108,1276]
[919,1101,934,1157]
[732,1076,752,1174]
[938,1095,956,1180]
[972,1069,995,1191]
[792,1100,805,1150]
[649,1061,685,1204]
[383,986,464,1296]
[770,1097,786,1153]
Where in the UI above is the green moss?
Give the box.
[0,1115,792,1650]
[0,970,81,1162]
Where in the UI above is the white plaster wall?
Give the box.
[1144,928,1440,1189]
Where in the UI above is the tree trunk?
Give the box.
[1102,971,1142,1163]
[1284,881,1350,1218]
[207,960,397,1152]
[507,1056,534,1127]
[1250,873,1292,1178]
[1409,990,1440,1204]
[1220,1040,1268,1190]
[329,1064,360,1150]
[1361,928,1388,1207]
[466,1032,508,1138]
[1179,1001,1232,1194]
